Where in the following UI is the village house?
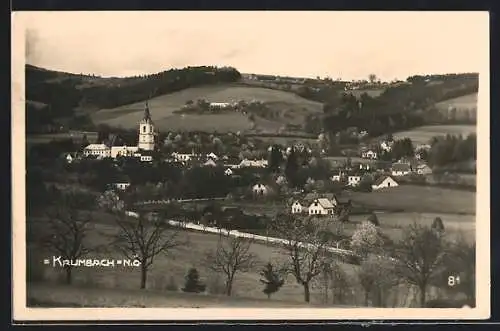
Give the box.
[331,170,346,182]
[172,151,196,163]
[291,200,304,214]
[203,159,217,167]
[371,175,399,191]
[380,140,394,152]
[238,158,268,168]
[113,182,131,191]
[140,154,153,163]
[391,162,412,176]
[206,152,219,161]
[111,145,139,158]
[416,163,433,175]
[252,183,269,196]
[361,149,378,160]
[83,144,111,158]
[224,168,233,176]
[347,175,362,187]
[308,198,335,215]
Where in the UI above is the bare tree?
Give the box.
[394,223,446,307]
[269,214,336,303]
[111,212,185,289]
[205,234,257,296]
[41,190,96,284]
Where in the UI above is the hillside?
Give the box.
[26,64,479,137]
[25,64,242,133]
[91,84,323,133]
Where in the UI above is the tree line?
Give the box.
[26,65,242,133]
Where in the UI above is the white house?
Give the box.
[252,184,269,196]
[113,182,131,191]
[204,159,217,167]
[111,146,139,158]
[83,144,111,158]
[65,153,74,164]
[416,163,433,175]
[172,152,195,162]
[209,102,232,109]
[308,198,335,215]
[224,168,233,176]
[361,150,378,159]
[291,201,304,214]
[206,152,219,161]
[348,175,361,187]
[391,163,412,176]
[380,141,394,152]
[140,155,153,162]
[371,176,399,190]
[239,159,268,168]
[331,171,345,182]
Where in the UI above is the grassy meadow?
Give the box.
[434,93,478,112]
[344,212,475,243]
[391,125,476,146]
[27,221,364,307]
[345,185,475,215]
[91,84,323,133]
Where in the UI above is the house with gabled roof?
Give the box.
[371,175,399,191]
[308,198,335,215]
[391,162,412,176]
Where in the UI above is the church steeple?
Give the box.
[138,100,155,151]
[143,101,152,122]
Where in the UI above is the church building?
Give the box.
[83,102,157,159]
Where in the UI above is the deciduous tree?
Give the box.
[205,235,257,296]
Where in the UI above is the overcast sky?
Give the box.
[19,11,488,81]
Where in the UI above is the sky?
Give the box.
[19,11,489,81]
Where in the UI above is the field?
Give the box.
[345,185,475,215]
[27,131,99,148]
[391,125,476,146]
[91,85,323,133]
[28,221,363,307]
[344,212,475,244]
[434,93,478,112]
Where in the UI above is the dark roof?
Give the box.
[392,163,411,171]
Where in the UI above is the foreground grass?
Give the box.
[28,224,362,305]
[27,283,324,308]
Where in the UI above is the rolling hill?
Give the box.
[434,93,478,112]
[90,84,324,133]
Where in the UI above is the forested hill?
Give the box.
[25,64,242,133]
[315,73,479,138]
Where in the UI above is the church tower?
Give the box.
[138,102,155,151]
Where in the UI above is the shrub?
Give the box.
[182,268,206,293]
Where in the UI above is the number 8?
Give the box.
[448,276,455,286]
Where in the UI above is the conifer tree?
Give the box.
[260,262,284,299]
[182,268,206,293]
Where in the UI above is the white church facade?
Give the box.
[83,102,156,159]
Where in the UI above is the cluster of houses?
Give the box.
[289,193,351,216]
